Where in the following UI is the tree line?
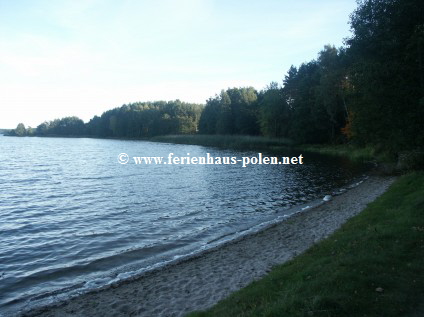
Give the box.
[8,0,423,153]
[198,0,423,152]
[8,101,203,138]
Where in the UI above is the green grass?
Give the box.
[188,172,424,317]
[150,134,294,150]
[150,135,394,164]
[299,144,388,163]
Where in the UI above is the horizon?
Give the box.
[0,0,357,129]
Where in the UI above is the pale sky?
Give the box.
[0,0,357,129]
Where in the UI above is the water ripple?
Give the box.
[0,136,368,315]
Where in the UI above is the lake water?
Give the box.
[0,136,368,315]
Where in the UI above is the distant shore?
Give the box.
[20,175,395,317]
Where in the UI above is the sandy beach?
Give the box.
[20,175,395,317]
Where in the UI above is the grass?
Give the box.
[150,135,395,164]
[300,144,376,161]
[298,144,390,163]
[150,134,294,150]
[188,172,424,317]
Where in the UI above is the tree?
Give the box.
[283,61,328,144]
[14,123,26,136]
[198,87,260,136]
[316,45,349,143]
[346,0,424,151]
[198,97,220,134]
[258,82,289,137]
[216,90,234,134]
[36,122,50,135]
[228,87,260,135]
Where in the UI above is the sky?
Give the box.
[0,0,357,129]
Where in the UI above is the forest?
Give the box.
[8,101,203,138]
[7,0,424,154]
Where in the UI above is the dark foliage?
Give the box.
[9,0,422,155]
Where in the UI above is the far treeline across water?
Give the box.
[7,0,424,155]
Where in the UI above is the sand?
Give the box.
[20,176,395,317]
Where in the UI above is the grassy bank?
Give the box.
[150,134,394,164]
[189,172,424,317]
[299,144,379,162]
[298,144,401,165]
[150,134,293,150]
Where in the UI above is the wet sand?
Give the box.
[21,176,395,317]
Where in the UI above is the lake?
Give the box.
[0,136,367,315]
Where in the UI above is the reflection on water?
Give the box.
[0,136,368,314]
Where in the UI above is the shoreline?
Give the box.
[20,175,396,317]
